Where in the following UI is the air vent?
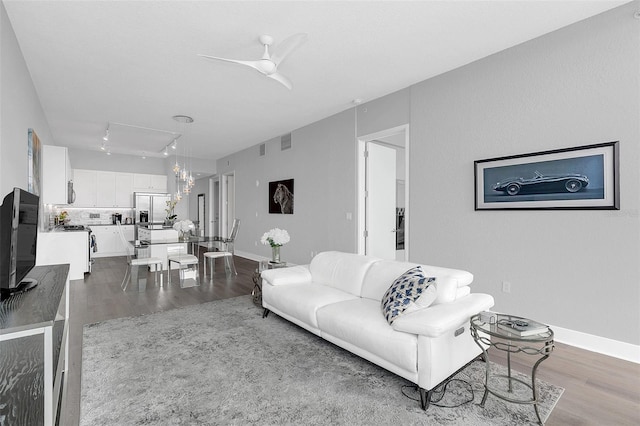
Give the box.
[259,143,266,156]
[281,133,292,151]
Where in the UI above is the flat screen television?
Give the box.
[0,188,39,299]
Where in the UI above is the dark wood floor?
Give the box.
[62,256,640,425]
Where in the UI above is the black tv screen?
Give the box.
[0,188,39,297]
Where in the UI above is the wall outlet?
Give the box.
[502,281,511,293]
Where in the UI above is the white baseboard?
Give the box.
[551,324,640,364]
[234,258,640,364]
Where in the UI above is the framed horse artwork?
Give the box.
[269,179,294,214]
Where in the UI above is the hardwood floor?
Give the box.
[62,256,639,425]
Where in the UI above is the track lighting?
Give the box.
[100,142,106,151]
[103,127,110,141]
[163,147,169,156]
[171,139,177,150]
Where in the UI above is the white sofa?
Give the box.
[261,251,494,409]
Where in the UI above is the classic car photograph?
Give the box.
[474,141,619,210]
[493,171,589,196]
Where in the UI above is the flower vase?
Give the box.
[179,231,188,241]
[271,246,281,263]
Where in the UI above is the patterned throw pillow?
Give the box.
[381,266,435,325]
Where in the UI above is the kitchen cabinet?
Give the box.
[42,145,71,205]
[36,230,90,280]
[73,169,98,207]
[73,169,136,208]
[0,265,70,426]
[115,173,134,207]
[91,225,134,258]
[133,173,167,192]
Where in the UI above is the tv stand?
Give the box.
[0,264,70,426]
[16,276,38,292]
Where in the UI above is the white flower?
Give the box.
[261,228,290,247]
[173,219,194,233]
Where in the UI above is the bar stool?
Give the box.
[203,251,237,278]
[168,254,200,287]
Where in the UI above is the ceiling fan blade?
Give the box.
[197,54,263,72]
[270,33,308,66]
[267,72,293,90]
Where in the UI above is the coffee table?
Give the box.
[470,313,554,425]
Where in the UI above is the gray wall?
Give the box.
[217,3,639,345]
[0,2,54,195]
[409,3,639,345]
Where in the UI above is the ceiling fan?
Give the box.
[198,33,308,90]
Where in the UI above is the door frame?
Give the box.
[357,124,410,260]
[220,171,235,238]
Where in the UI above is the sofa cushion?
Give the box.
[263,282,358,329]
[381,266,436,325]
[309,251,379,297]
[317,298,418,373]
[361,260,474,304]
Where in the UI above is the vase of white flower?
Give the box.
[271,246,281,263]
[173,219,194,241]
[261,228,290,263]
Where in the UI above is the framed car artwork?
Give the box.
[474,141,619,210]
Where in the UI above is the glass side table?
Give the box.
[470,313,554,425]
[252,260,287,307]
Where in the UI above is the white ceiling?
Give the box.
[4,0,627,162]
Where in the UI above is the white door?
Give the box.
[365,141,396,259]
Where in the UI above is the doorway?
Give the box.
[357,125,409,261]
[220,172,235,238]
[210,177,220,237]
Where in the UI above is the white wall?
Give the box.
[0,1,54,196]
[217,3,639,347]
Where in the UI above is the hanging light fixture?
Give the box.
[172,115,194,199]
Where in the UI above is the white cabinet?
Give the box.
[133,173,167,192]
[115,173,134,207]
[73,169,98,207]
[96,171,116,207]
[73,170,135,207]
[91,225,134,257]
[36,231,89,279]
[42,145,71,205]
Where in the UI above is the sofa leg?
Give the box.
[419,388,432,410]
[262,308,270,318]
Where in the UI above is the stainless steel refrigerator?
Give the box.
[134,192,171,225]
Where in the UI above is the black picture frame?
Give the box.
[269,179,294,214]
[474,141,619,210]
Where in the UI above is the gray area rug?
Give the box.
[81,296,563,425]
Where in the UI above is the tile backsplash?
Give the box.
[48,207,135,226]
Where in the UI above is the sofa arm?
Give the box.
[261,265,312,286]
[392,293,494,337]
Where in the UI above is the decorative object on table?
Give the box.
[496,317,549,337]
[474,141,619,210]
[80,297,564,426]
[261,228,290,263]
[173,219,194,240]
[27,128,42,196]
[268,179,294,214]
[164,199,178,225]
